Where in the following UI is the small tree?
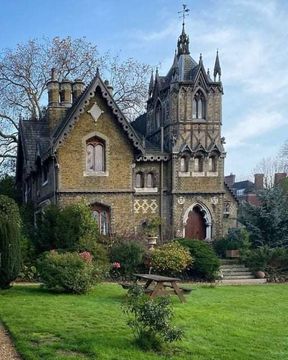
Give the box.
[0,195,21,288]
[123,285,183,351]
[239,186,288,248]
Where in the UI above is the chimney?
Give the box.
[254,173,264,190]
[104,80,113,95]
[60,80,72,107]
[225,173,235,187]
[72,79,85,102]
[274,173,287,186]
[47,68,59,107]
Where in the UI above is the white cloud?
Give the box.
[224,110,288,148]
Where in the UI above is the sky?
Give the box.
[0,0,287,179]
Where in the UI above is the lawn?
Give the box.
[0,283,287,360]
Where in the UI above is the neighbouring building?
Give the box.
[225,172,288,205]
[16,23,238,241]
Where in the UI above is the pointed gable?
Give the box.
[52,71,144,154]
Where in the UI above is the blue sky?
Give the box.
[1,0,287,179]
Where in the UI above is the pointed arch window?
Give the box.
[192,91,206,119]
[155,102,161,129]
[92,204,110,235]
[86,136,105,172]
[208,156,217,172]
[180,156,189,172]
[194,156,204,172]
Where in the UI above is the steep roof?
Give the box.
[19,120,50,170]
[52,71,145,154]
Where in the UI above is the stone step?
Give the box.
[221,271,253,277]
[220,264,246,269]
[218,278,267,285]
[223,274,255,280]
[220,268,250,273]
[220,267,250,272]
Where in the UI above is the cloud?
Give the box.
[224,110,288,148]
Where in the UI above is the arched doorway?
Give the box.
[183,203,212,240]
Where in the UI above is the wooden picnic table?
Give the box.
[133,273,186,303]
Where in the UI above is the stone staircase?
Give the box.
[218,259,266,285]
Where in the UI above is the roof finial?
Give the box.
[213,49,222,82]
[177,4,190,55]
[199,53,203,64]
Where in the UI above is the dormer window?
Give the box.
[86,136,105,172]
[192,91,206,119]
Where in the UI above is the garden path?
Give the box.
[0,324,22,359]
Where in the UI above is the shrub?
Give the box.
[150,242,192,275]
[213,228,250,257]
[241,246,288,282]
[109,241,145,277]
[37,251,95,294]
[0,195,22,289]
[35,202,100,253]
[176,238,220,280]
[123,284,183,351]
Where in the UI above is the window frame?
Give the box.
[192,90,206,120]
[85,135,108,176]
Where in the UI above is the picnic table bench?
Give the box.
[133,273,188,303]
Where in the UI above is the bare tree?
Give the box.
[253,155,288,188]
[0,37,151,173]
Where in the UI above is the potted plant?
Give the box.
[143,217,161,251]
[225,240,241,258]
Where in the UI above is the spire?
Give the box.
[213,50,222,81]
[199,53,203,65]
[172,49,178,68]
[155,67,159,82]
[148,70,154,97]
[177,4,190,55]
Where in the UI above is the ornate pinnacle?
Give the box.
[213,50,222,81]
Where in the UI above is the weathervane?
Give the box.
[178,4,190,27]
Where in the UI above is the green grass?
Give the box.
[0,283,287,360]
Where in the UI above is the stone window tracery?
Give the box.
[92,204,110,235]
[192,91,206,119]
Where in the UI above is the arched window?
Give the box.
[92,204,110,235]
[192,91,206,119]
[155,102,161,129]
[208,156,217,172]
[147,173,154,188]
[135,172,144,188]
[86,136,105,172]
[194,157,203,172]
[180,156,189,172]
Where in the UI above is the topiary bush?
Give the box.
[0,195,22,289]
[176,238,220,280]
[109,241,145,278]
[37,250,95,294]
[150,242,192,276]
[123,284,184,351]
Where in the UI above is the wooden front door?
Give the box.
[184,206,206,240]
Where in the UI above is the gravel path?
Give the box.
[0,324,22,360]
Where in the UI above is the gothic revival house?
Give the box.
[16,25,237,241]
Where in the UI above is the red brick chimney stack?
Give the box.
[274,173,287,185]
[254,174,264,190]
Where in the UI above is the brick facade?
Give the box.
[16,27,238,242]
